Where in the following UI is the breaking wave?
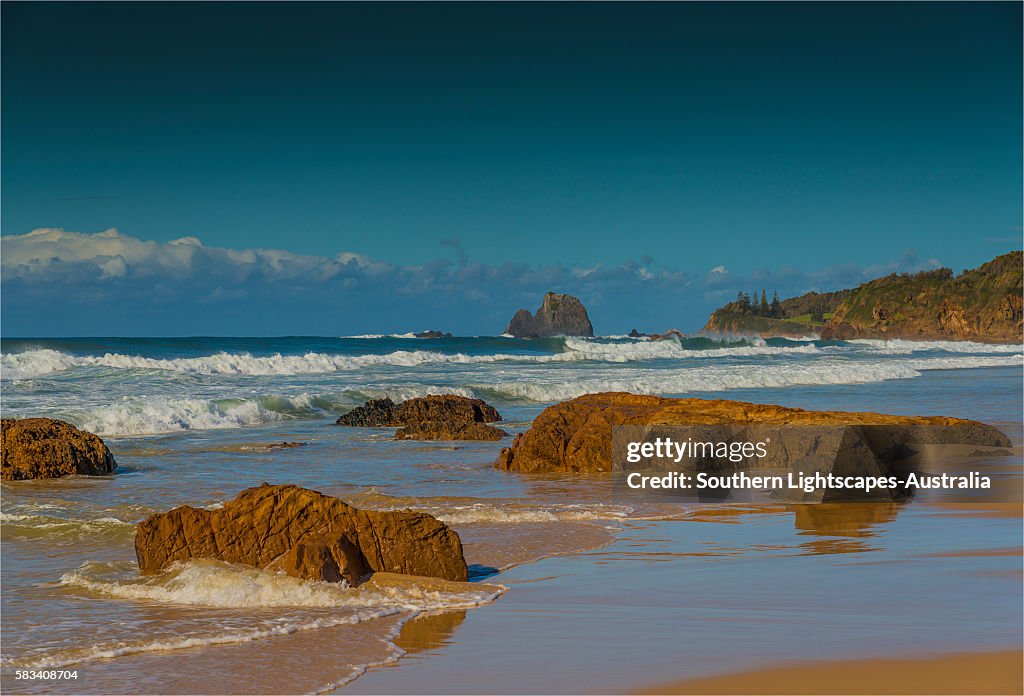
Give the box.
[0,559,504,670]
[847,339,1023,355]
[67,396,292,436]
[343,492,633,525]
[560,337,821,361]
[23,351,1019,436]
[0,340,828,379]
[472,354,1024,402]
[60,559,500,610]
[57,387,479,436]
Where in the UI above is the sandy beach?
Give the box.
[637,651,1024,695]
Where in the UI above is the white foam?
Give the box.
[61,558,502,609]
[0,512,134,540]
[9,615,390,671]
[69,396,288,436]
[342,333,419,339]
[425,503,632,525]
[0,348,78,379]
[0,349,532,376]
[847,339,1024,355]
[49,387,487,437]
[562,337,820,361]
[474,354,1024,402]
[0,340,829,381]
[12,559,506,670]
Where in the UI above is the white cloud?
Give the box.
[1,227,951,336]
[0,228,381,283]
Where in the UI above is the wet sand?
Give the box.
[342,503,1023,695]
[636,650,1024,695]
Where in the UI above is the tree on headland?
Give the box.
[732,289,785,318]
[735,291,752,313]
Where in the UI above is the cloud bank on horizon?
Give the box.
[1,228,959,337]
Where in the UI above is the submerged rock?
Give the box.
[495,392,1012,475]
[135,484,468,585]
[505,292,594,338]
[1,418,117,480]
[337,395,507,441]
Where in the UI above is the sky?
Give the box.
[2,2,1021,336]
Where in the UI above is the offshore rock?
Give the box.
[135,484,468,585]
[1,418,117,480]
[505,292,595,338]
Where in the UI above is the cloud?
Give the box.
[1,228,701,335]
[0,228,956,336]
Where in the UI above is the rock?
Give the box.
[627,328,685,340]
[135,484,468,585]
[414,330,453,339]
[495,392,1012,475]
[266,441,306,449]
[505,292,594,338]
[396,421,507,441]
[336,397,399,427]
[337,395,507,441]
[395,395,501,427]
[1,418,117,480]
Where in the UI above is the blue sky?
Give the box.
[2,3,1021,336]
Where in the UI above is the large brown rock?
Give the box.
[135,484,468,585]
[495,392,1012,475]
[505,292,595,338]
[1,418,117,480]
[337,395,506,441]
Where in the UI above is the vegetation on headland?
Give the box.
[703,251,1023,342]
[704,287,853,338]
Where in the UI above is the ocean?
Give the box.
[1,335,1022,694]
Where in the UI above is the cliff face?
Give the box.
[505,292,594,338]
[821,252,1022,342]
[703,252,1022,343]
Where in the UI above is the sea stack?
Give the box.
[505,292,595,338]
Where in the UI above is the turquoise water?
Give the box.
[0,335,1021,693]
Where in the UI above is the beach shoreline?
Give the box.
[634,650,1024,695]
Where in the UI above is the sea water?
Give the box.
[1,335,1021,693]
